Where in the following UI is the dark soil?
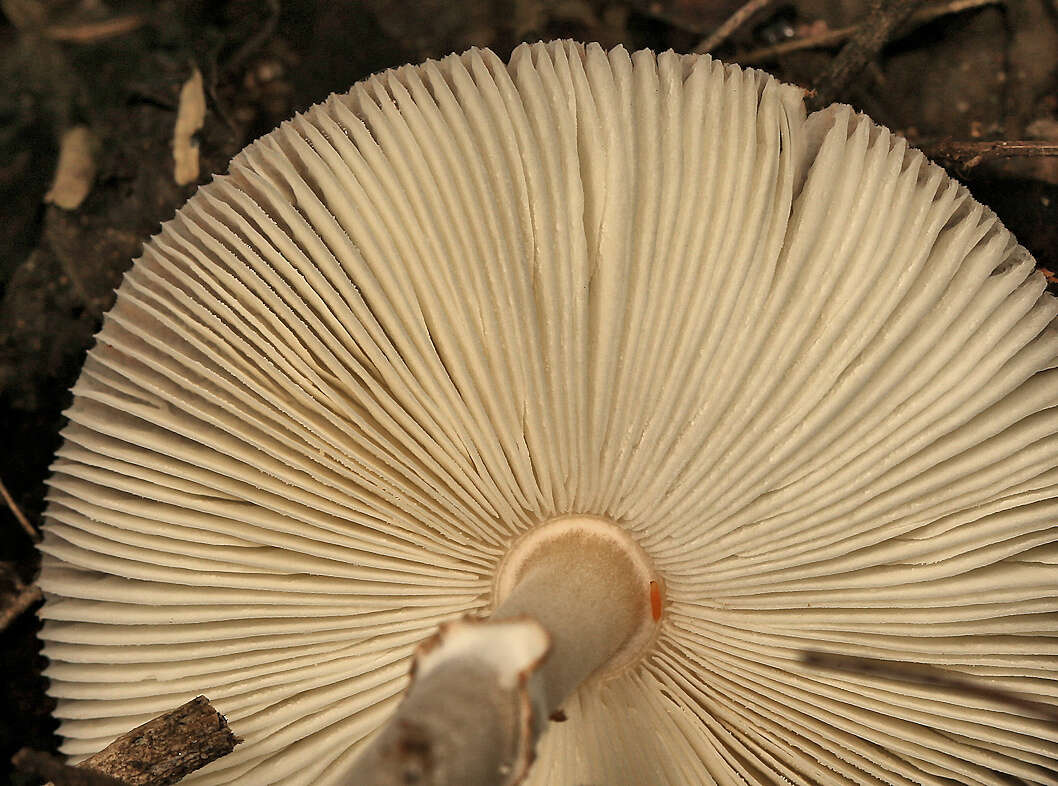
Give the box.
[1,0,1056,782]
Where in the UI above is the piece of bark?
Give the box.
[12,748,131,786]
[68,696,240,786]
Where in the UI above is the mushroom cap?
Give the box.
[39,41,1058,784]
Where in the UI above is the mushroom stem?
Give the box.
[490,520,649,709]
[339,517,655,786]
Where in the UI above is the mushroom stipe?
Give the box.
[37,41,1058,784]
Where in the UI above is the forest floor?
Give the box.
[1,0,1056,782]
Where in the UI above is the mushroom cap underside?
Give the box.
[38,41,1058,785]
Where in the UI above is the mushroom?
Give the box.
[37,40,1058,785]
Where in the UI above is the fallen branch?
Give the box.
[0,474,40,541]
[695,0,777,53]
[738,0,999,64]
[12,749,131,786]
[918,139,1058,172]
[50,696,240,786]
[0,581,42,632]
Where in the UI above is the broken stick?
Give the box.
[19,696,241,786]
[76,696,239,785]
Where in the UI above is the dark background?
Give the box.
[1,0,1056,782]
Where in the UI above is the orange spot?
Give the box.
[649,580,662,622]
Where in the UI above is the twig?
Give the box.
[44,14,146,43]
[695,0,777,53]
[807,0,928,110]
[802,650,1058,723]
[740,25,849,61]
[206,0,280,138]
[0,582,42,632]
[918,139,1058,172]
[70,696,241,786]
[12,749,131,786]
[0,474,39,541]
[738,0,999,64]
[222,0,280,76]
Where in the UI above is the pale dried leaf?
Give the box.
[173,68,206,186]
[44,126,97,211]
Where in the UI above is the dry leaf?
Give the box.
[44,125,97,210]
[173,67,206,186]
